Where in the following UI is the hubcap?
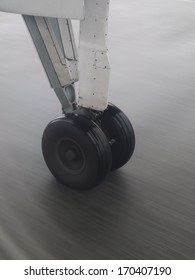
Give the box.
[57,138,86,174]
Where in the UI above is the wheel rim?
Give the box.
[57,138,86,175]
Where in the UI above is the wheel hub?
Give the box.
[65,150,76,161]
[57,139,86,173]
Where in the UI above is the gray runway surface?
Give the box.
[0,0,195,259]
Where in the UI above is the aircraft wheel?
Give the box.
[42,115,112,190]
[99,103,135,170]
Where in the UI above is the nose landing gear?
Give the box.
[0,0,136,190]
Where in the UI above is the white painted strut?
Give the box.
[78,0,111,111]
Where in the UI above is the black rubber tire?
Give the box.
[99,103,135,170]
[42,115,112,190]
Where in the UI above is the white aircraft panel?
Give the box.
[0,0,84,19]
